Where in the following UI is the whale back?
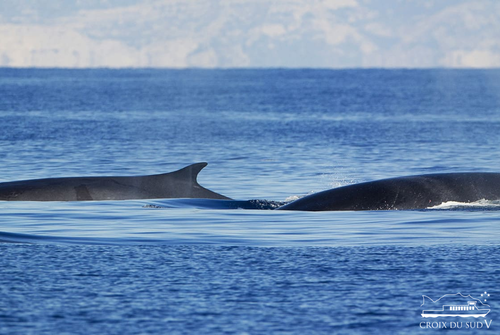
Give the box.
[0,163,230,201]
[278,173,500,211]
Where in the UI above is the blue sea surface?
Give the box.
[1,68,499,334]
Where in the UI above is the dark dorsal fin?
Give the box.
[153,162,230,200]
[170,162,208,186]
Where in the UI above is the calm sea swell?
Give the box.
[1,69,499,334]
[1,244,498,334]
[1,199,500,246]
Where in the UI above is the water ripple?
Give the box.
[1,201,499,246]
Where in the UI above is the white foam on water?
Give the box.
[429,199,500,210]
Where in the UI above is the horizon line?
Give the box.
[1,66,500,71]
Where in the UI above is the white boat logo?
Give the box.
[421,292,491,318]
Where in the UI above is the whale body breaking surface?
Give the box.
[1,163,500,211]
[277,173,500,211]
[0,163,229,201]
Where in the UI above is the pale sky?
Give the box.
[0,0,499,68]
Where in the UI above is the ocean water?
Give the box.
[1,68,499,334]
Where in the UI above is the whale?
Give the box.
[277,173,500,211]
[0,163,229,201]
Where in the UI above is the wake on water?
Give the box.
[428,199,500,211]
[142,197,500,212]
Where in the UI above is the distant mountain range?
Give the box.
[0,0,499,68]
